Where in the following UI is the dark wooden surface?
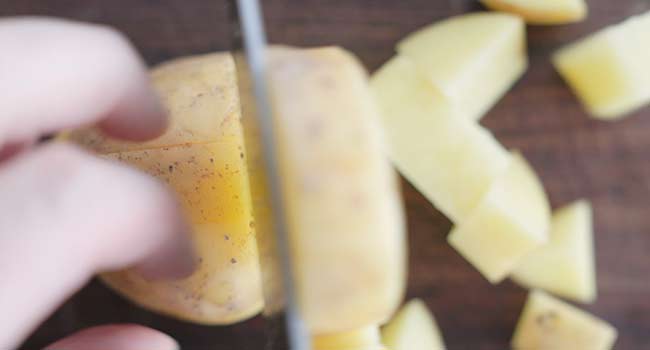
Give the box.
[2,0,650,349]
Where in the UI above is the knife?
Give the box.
[228,1,311,349]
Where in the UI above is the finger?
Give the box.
[44,324,179,350]
[0,17,167,147]
[0,144,195,349]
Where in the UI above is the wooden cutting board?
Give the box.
[4,0,649,349]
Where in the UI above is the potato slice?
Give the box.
[553,11,650,119]
[370,55,510,223]
[448,152,550,283]
[67,53,241,152]
[250,47,406,334]
[70,53,263,324]
[381,299,446,350]
[313,326,386,350]
[512,200,596,303]
[397,12,527,120]
[480,0,587,25]
[512,291,617,349]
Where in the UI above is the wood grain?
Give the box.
[2,0,650,349]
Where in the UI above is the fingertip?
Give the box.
[44,324,179,350]
[98,86,169,141]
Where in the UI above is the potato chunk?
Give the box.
[448,152,550,283]
[381,299,446,350]
[553,11,650,119]
[512,200,596,303]
[397,12,527,120]
[370,55,509,223]
[512,291,617,349]
[481,0,587,25]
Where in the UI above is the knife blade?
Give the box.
[228,1,310,349]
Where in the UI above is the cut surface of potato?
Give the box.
[448,152,550,283]
[71,53,263,324]
[512,291,617,350]
[397,12,527,120]
[553,11,650,119]
[247,47,406,334]
[370,55,510,223]
[381,299,446,350]
[313,326,386,350]
[481,0,587,24]
[512,200,596,303]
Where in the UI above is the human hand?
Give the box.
[0,17,195,350]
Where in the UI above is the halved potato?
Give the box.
[553,11,650,119]
[254,47,407,335]
[370,55,510,223]
[448,152,550,283]
[512,290,617,349]
[481,0,587,25]
[397,12,527,120]
[381,299,446,350]
[69,53,263,324]
[511,200,596,303]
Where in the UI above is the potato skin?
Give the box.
[71,53,264,325]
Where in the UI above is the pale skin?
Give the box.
[0,17,198,350]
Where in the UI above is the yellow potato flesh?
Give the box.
[313,326,386,350]
[381,299,446,350]
[511,200,596,303]
[370,55,510,223]
[397,12,527,120]
[553,11,650,119]
[70,53,263,324]
[512,291,617,350]
[481,0,587,25]
[248,47,406,335]
[448,152,550,283]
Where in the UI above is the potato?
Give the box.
[370,55,510,223]
[69,53,263,324]
[553,11,650,119]
[512,200,596,303]
[249,46,406,335]
[381,299,446,350]
[481,0,587,25]
[397,12,527,120]
[313,326,386,350]
[448,152,551,283]
[512,290,617,349]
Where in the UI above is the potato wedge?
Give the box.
[553,11,650,119]
[481,0,587,25]
[381,299,446,350]
[370,55,510,223]
[448,152,550,283]
[511,200,596,303]
[397,12,527,120]
[512,291,617,349]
